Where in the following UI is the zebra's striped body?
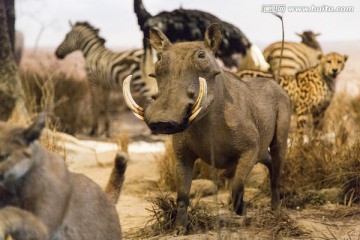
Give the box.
[55,21,148,136]
[263,41,321,76]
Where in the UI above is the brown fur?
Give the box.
[237,52,348,134]
[139,24,291,234]
[0,114,122,239]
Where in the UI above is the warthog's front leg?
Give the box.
[173,139,197,235]
[0,206,48,240]
[232,149,258,215]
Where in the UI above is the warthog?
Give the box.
[0,114,123,239]
[123,23,291,234]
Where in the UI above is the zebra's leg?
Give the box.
[103,87,111,137]
[89,82,99,136]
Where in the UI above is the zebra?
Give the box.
[55,21,149,136]
[263,31,322,75]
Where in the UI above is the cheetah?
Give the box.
[237,52,348,134]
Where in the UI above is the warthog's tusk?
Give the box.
[123,75,145,121]
[188,77,207,123]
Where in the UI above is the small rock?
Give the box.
[319,188,342,203]
[190,179,217,198]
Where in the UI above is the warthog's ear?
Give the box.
[23,113,46,143]
[149,27,171,53]
[204,23,222,52]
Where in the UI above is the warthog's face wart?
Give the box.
[123,24,223,134]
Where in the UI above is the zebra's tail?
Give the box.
[134,0,152,31]
[239,44,270,71]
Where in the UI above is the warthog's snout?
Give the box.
[149,121,182,134]
[123,75,207,133]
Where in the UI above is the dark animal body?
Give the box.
[123,24,291,234]
[237,52,348,134]
[55,21,147,136]
[134,0,269,96]
[0,114,123,239]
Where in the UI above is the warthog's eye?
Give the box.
[0,153,9,162]
[148,73,156,78]
[198,51,206,59]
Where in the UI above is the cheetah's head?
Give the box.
[319,52,348,79]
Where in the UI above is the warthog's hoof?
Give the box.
[234,200,247,215]
[232,189,247,215]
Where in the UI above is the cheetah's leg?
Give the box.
[295,104,311,140]
[312,106,327,132]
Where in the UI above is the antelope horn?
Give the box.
[188,77,207,123]
[122,75,144,121]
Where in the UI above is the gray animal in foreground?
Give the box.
[0,114,124,239]
[123,23,291,234]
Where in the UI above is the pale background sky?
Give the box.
[15,0,359,50]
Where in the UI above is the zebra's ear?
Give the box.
[317,53,323,60]
[344,55,348,62]
[68,20,74,27]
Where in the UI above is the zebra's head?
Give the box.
[55,21,105,59]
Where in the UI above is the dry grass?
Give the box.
[134,190,240,238]
[282,94,360,206]
[253,208,308,239]
[19,65,89,135]
[283,138,360,206]
[144,192,212,235]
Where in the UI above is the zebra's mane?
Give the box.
[73,21,106,45]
